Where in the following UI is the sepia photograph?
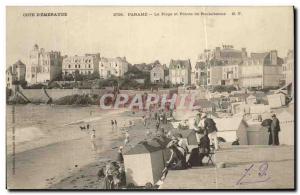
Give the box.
[6,6,295,190]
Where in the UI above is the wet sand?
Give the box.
[7,106,174,189]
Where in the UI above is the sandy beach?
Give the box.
[49,111,175,189]
[6,105,173,189]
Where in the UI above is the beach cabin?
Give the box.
[196,99,215,113]
[215,117,248,145]
[247,124,269,145]
[151,137,172,164]
[267,93,286,108]
[277,110,294,145]
[231,102,246,115]
[123,140,165,186]
[249,104,270,114]
[246,95,257,104]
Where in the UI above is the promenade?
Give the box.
[160,145,294,189]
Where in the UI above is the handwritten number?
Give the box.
[236,162,270,185]
[258,162,268,177]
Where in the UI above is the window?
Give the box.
[88,65,91,68]
[75,65,77,68]
[78,65,81,69]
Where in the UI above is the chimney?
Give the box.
[270,50,278,65]
[241,48,247,59]
[215,47,221,59]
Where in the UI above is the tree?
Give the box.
[74,70,83,81]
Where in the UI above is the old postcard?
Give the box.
[6,6,295,190]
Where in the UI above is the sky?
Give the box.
[6,6,294,67]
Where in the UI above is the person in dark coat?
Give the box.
[269,113,280,145]
[202,113,219,150]
[165,140,187,170]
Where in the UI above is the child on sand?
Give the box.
[91,129,97,151]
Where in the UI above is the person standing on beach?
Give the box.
[124,131,130,145]
[202,113,219,150]
[116,146,124,163]
[91,129,97,151]
[114,120,118,130]
[142,115,146,127]
[269,113,280,145]
[111,120,115,131]
[193,112,204,145]
[156,120,160,132]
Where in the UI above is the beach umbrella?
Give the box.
[261,119,272,127]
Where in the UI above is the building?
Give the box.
[282,50,294,85]
[221,64,239,86]
[6,60,26,89]
[62,53,100,76]
[194,61,207,86]
[169,59,191,85]
[150,64,165,83]
[240,50,284,89]
[197,45,246,87]
[99,57,129,79]
[27,44,62,84]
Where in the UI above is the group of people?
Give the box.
[161,111,218,177]
[111,119,118,131]
[193,112,219,150]
[97,160,126,189]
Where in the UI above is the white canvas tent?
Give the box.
[123,140,165,186]
[267,93,286,108]
[214,117,248,144]
[277,110,294,145]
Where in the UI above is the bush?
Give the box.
[213,85,237,93]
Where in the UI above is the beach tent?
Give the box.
[180,129,198,146]
[246,95,257,104]
[246,124,269,145]
[151,137,172,164]
[231,102,246,115]
[123,140,165,186]
[277,110,294,145]
[214,117,248,144]
[249,104,271,114]
[267,93,286,108]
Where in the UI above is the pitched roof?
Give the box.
[13,60,26,67]
[169,59,191,69]
[214,117,247,131]
[124,140,163,155]
[220,48,243,59]
[151,137,172,148]
[250,52,269,60]
[6,66,13,74]
[195,61,206,70]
